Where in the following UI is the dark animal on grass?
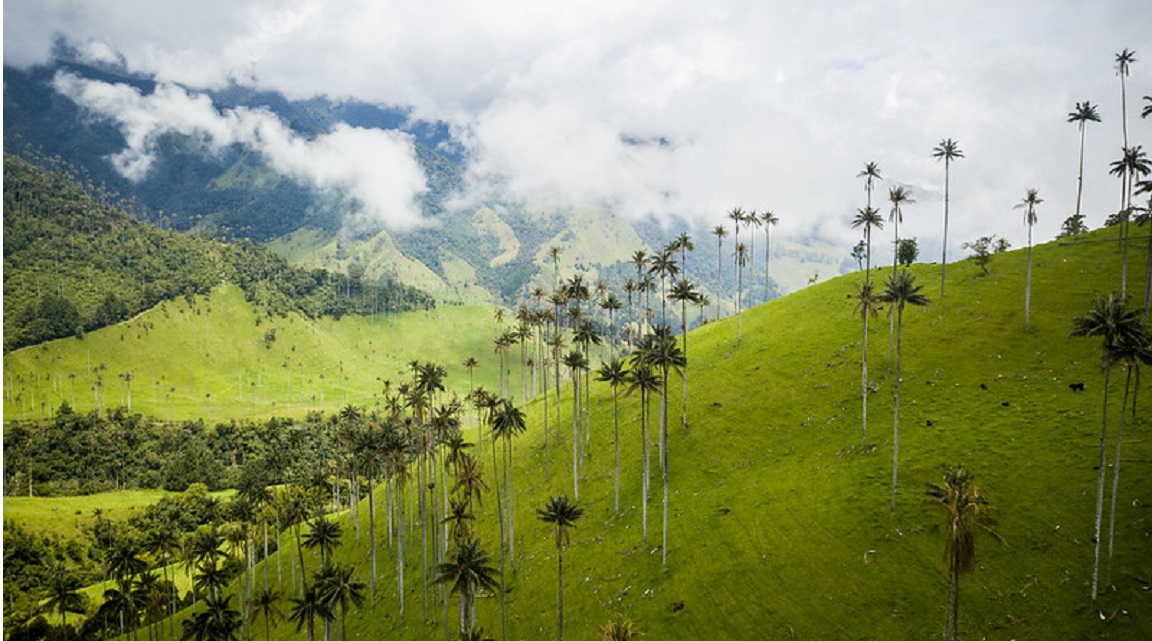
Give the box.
[1069,382,1085,392]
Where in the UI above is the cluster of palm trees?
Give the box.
[712,207,779,341]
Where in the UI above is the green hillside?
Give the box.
[6,227,1151,640]
[2,287,504,422]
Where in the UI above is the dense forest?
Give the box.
[3,154,435,352]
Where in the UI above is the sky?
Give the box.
[5,0,1152,262]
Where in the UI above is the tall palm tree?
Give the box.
[734,242,749,343]
[536,496,584,641]
[1068,101,1102,225]
[850,280,881,446]
[182,593,242,641]
[563,350,588,499]
[1015,189,1043,331]
[760,210,779,302]
[632,327,686,570]
[595,358,628,513]
[648,249,679,326]
[490,398,526,566]
[924,466,1004,641]
[888,186,915,273]
[711,225,728,320]
[1109,146,1152,295]
[287,585,332,641]
[878,270,930,517]
[625,364,659,547]
[1070,291,1143,605]
[858,161,882,210]
[1103,322,1152,587]
[668,279,700,431]
[250,587,283,641]
[40,561,86,630]
[302,517,343,567]
[1116,49,1137,151]
[742,210,761,297]
[315,563,366,641]
[436,536,499,634]
[932,139,964,298]
[886,186,915,364]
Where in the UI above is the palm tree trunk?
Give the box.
[765,227,771,302]
[572,374,581,501]
[681,300,689,431]
[941,162,950,299]
[1076,124,1087,219]
[641,386,650,547]
[861,311,870,447]
[1105,363,1133,586]
[661,369,670,571]
[1143,228,1152,326]
[716,237,723,321]
[397,481,406,619]
[1091,363,1112,606]
[891,307,903,518]
[1025,235,1033,331]
[491,434,508,641]
[368,476,377,597]
[506,438,516,567]
[613,387,620,513]
[557,546,565,641]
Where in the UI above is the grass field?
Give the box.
[2,288,507,422]
[5,227,1152,640]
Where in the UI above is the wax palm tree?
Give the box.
[1103,322,1152,586]
[453,453,489,510]
[648,249,679,326]
[858,161,882,210]
[436,536,499,634]
[1068,101,1102,225]
[303,517,342,567]
[850,280,882,446]
[888,186,914,272]
[625,364,659,547]
[742,211,761,296]
[483,399,518,641]
[924,466,1004,641]
[1070,291,1144,605]
[760,210,779,302]
[490,398,526,566]
[672,232,694,279]
[596,357,628,513]
[250,587,283,641]
[932,139,964,298]
[668,278,700,431]
[852,207,884,281]
[1109,147,1152,294]
[40,561,86,630]
[315,563,366,641]
[632,327,686,570]
[382,430,411,618]
[562,350,589,499]
[350,424,384,596]
[182,594,242,641]
[734,242,749,343]
[711,225,728,320]
[878,270,930,516]
[1015,189,1043,331]
[1116,49,1137,150]
[287,585,332,641]
[601,293,623,357]
[537,496,584,641]
[574,319,602,459]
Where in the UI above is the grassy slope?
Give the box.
[2,288,504,422]
[332,226,1145,640]
[7,228,1152,639]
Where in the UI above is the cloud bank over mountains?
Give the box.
[5,0,1152,254]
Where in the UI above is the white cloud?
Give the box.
[7,0,1152,257]
[51,72,429,229]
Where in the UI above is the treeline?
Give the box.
[3,154,435,352]
[3,404,339,496]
